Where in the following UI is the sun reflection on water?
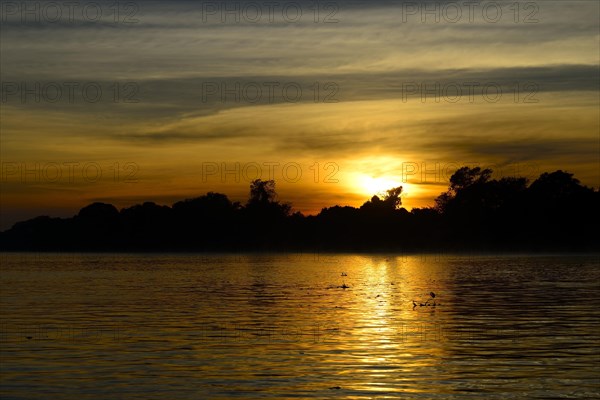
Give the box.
[1,253,598,398]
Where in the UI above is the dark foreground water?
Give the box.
[1,253,599,399]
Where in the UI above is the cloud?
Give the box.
[1,0,598,228]
[2,1,598,80]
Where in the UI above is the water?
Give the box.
[1,253,599,399]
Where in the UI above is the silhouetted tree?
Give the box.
[73,203,121,249]
[243,179,292,249]
[528,170,589,201]
[522,170,597,250]
[248,179,277,205]
[171,192,240,249]
[245,179,291,217]
[360,186,403,214]
[120,202,172,248]
[384,186,403,210]
[1,167,598,252]
[449,166,493,191]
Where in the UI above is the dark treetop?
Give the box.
[1,167,598,252]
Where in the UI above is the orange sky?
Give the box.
[1,1,599,230]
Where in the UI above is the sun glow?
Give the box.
[358,175,406,198]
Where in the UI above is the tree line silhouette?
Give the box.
[1,167,598,252]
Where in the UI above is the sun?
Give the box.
[358,174,407,197]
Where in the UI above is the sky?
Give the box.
[1,0,599,230]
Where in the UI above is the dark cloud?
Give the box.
[425,136,599,162]
[3,65,595,119]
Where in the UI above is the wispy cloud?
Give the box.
[1,0,598,229]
